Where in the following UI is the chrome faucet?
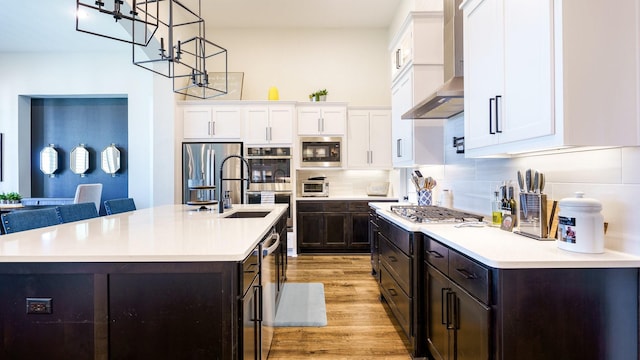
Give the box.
[219,155,251,213]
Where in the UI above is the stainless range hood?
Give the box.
[402,0,464,120]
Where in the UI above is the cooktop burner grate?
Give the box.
[390,205,484,223]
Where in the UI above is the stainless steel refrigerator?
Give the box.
[182,142,244,206]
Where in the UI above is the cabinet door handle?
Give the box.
[446,290,456,330]
[449,291,459,330]
[321,117,325,132]
[396,49,402,69]
[317,118,322,133]
[396,139,402,157]
[441,287,451,325]
[455,267,478,279]
[489,98,495,134]
[495,95,502,133]
[427,250,444,258]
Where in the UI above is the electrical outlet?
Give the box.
[26,298,52,314]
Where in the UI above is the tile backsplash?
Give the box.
[297,169,393,197]
[407,115,640,255]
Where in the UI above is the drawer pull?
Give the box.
[388,288,398,297]
[388,255,398,262]
[244,263,257,273]
[427,250,444,258]
[455,268,477,280]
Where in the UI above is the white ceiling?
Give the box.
[0,0,400,53]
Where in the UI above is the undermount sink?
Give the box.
[223,210,271,218]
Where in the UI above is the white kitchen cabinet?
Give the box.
[297,104,347,136]
[462,0,640,157]
[243,103,295,145]
[347,108,392,169]
[391,66,445,167]
[390,12,444,82]
[182,104,242,140]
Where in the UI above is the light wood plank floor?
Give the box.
[267,254,412,360]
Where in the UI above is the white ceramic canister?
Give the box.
[556,192,604,253]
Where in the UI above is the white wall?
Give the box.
[407,115,640,255]
[0,51,176,209]
[203,27,391,106]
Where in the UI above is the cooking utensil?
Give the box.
[538,172,545,194]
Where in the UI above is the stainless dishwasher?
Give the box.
[261,229,280,359]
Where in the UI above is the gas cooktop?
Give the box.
[390,205,484,224]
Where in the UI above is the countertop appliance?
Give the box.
[182,142,244,207]
[301,178,329,197]
[389,205,483,223]
[300,136,342,168]
[402,0,464,120]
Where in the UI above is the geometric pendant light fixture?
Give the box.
[172,36,228,99]
[76,0,158,46]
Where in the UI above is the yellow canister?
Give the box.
[268,87,279,100]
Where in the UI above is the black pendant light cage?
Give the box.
[173,36,228,99]
[76,0,229,99]
[76,0,159,46]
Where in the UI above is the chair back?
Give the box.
[56,203,99,223]
[1,208,62,234]
[104,198,136,215]
[74,183,103,212]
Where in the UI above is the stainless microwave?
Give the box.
[301,180,329,197]
[300,137,342,167]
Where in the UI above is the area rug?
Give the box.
[274,282,327,327]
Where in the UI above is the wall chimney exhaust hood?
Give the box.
[402,0,464,120]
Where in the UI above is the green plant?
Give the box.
[0,193,6,201]
[6,192,21,201]
[317,89,328,96]
[309,89,329,99]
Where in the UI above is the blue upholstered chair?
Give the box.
[56,203,99,223]
[104,198,136,215]
[1,208,62,234]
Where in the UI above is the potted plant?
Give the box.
[6,192,22,204]
[317,89,328,101]
[0,193,6,204]
[309,89,329,102]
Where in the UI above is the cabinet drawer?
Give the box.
[380,236,412,296]
[380,267,411,338]
[241,248,260,296]
[349,201,370,212]
[296,201,324,212]
[425,237,449,275]
[449,251,490,304]
[324,202,348,212]
[379,218,412,255]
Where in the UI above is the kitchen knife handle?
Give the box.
[495,95,502,133]
[489,98,496,134]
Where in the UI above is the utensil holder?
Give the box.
[514,193,549,240]
[418,190,432,206]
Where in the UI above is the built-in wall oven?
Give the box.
[246,146,293,228]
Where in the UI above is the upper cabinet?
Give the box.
[347,108,392,169]
[390,12,445,82]
[462,0,640,157]
[390,12,445,167]
[297,103,347,136]
[243,103,295,145]
[182,104,242,140]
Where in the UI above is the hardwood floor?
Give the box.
[268,254,412,359]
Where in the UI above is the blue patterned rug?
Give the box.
[274,282,327,327]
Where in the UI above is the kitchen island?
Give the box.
[0,204,288,359]
[370,202,640,360]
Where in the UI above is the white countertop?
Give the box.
[0,204,288,263]
[370,202,640,269]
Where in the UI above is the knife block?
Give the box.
[515,193,551,240]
